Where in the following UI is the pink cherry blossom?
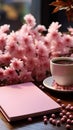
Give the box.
[4,66,18,79]
[36,42,49,57]
[19,68,33,83]
[5,39,18,56]
[20,24,31,34]
[0,24,10,33]
[4,67,19,85]
[62,34,73,47]
[24,14,36,27]
[10,58,24,70]
[0,33,7,51]
[35,25,46,32]
[0,14,73,85]
[0,52,11,66]
[19,35,33,47]
[25,57,35,71]
[24,44,36,57]
[48,22,61,33]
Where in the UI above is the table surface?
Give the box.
[0,83,73,130]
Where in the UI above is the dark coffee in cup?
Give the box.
[53,59,73,64]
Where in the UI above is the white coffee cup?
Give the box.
[50,57,73,86]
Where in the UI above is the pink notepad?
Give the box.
[0,82,61,122]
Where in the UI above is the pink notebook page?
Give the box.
[0,82,61,122]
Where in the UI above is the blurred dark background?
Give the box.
[0,0,73,32]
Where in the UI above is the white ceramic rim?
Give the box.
[50,57,73,66]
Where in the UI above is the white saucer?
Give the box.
[43,76,73,93]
